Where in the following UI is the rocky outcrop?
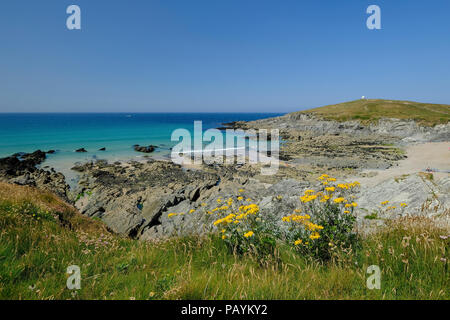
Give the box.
[239,113,450,141]
[0,150,70,201]
[73,159,223,238]
[356,173,450,219]
[133,145,157,153]
[219,114,448,172]
[71,155,330,241]
[76,148,87,153]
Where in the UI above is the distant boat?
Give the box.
[125,115,132,118]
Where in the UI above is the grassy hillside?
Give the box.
[297,99,450,126]
[0,182,448,300]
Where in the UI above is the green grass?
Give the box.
[296,99,450,126]
[0,182,448,300]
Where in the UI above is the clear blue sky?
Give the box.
[0,0,449,112]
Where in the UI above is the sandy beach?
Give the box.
[358,141,450,186]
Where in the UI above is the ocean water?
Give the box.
[0,113,282,186]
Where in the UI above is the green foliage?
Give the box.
[75,190,92,201]
[364,212,379,220]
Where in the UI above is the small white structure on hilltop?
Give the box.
[361,96,366,100]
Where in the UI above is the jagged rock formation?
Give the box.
[0,150,70,201]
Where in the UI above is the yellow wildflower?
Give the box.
[309,232,320,240]
[350,181,360,187]
[300,194,318,203]
[168,213,177,218]
[334,197,346,203]
[244,231,254,238]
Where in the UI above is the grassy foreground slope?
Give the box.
[0,182,448,300]
[296,99,450,126]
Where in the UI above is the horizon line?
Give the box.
[0,111,289,114]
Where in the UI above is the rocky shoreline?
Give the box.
[0,150,69,201]
[1,114,449,239]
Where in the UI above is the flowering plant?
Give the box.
[282,174,360,260]
[210,193,279,258]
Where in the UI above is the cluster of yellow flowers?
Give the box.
[213,203,260,226]
[380,200,408,210]
[304,221,324,232]
[216,197,234,206]
[286,174,361,247]
[333,197,346,203]
[244,231,254,238]
[204,192,261,243]
[213,213,237,226]
[336,181,360,189]
[299,177,360,207]
[300,194,318,203]
[238,203,259,215]
[317,174,331,181]
[309,232,320,240]
[282,211,324,244]
[282,213,311,222]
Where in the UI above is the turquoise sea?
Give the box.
[0,113,282,186]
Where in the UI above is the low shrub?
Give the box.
[281,174,360,261]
